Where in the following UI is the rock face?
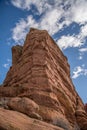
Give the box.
[12,45,23,65]
[0,108,64,130]
[0,28,87,130]
[85,103,87,113]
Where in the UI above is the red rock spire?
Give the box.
[0,28,87,130]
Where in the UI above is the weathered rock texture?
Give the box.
[0,28,87,130]
[84,103,87,113]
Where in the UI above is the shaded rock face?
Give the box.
[12,45,23,65]
[0,28,87,130]
[84,103,87,113]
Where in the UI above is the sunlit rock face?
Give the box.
[0,28,87,130]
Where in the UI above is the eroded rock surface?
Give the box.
[0,28,87,130]
[84,103,87,113]
[0,108,64,130]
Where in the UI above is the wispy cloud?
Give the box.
[78,47,87,60]
[10,0,87,51]
[40,8,64,35]
[3,59,11,69]
[11,0,32,11]
[3,64,9,69]
[57,35,83,49]
[72,65,87,79]
[11,0,55,14]
[70,0,87,24]
[11,8,65,45]
[11,0,87,24]
[78,53,83,60]
[80,24,87,38]
[79,48,87,52]
[12,15,38,45]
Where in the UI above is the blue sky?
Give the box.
[0,0,87,103]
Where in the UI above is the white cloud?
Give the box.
[80,24,87,38]
[11,0,33,10]
[11,0,54,14]
[3,64,9,69]
[72,65,87,79]
[56,0,87,50]
[78,55,83,60]
[11,8,65,44]
[78,47,87,60]
[79,48,87,52]
[70,0,87,24]
[11,0,87,24]
[7,59,11,62]
[72,66,83,79]
[3,59,11,69]
[10,0,87,49]
[78,53,83,60]
[40,8,64,35]
[12,15,38,45]
[57,35,83,49]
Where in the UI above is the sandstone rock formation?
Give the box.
[0,108,64,130]
[84,103,87,113]
[0,28,87,130]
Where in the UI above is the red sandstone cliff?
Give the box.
[0,28,87,130]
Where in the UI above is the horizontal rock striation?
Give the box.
[0,28,87,130]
